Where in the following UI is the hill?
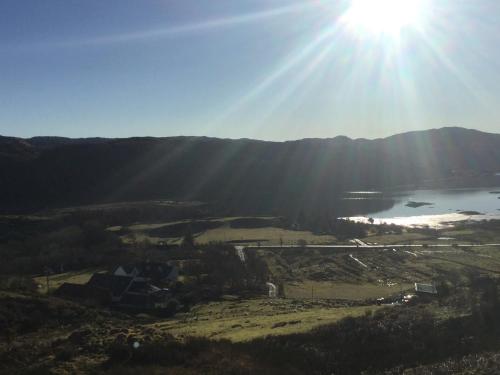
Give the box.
[1,127,500,214]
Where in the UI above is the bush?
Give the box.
[107,337,212,366]
[0,276,37,293]
[159,299,180,317]
[55,345,77,362]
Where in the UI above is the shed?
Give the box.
[414,283,437,295]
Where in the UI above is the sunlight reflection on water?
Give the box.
[345,212,500,228]
[343,187,500,228]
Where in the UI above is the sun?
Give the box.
[343,0,425,35]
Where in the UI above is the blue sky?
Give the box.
[1,0,500,140]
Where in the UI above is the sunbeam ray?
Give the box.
[206,23,338,130]
[24,2,317,50]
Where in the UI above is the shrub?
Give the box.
[107,337,211,366]
[55,345,77,362]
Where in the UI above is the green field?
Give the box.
[195,226,337,245]
[112,216,338,246]
[152,298,378,342]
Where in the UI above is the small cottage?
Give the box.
[55,262,177,311]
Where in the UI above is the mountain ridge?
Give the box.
[1,127,499,214]
[2,126,494,147]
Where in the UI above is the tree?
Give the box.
[297,210,307,230]
[181,224,195,249]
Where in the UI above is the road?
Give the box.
[243,243,500,250]
[349,254,368,268]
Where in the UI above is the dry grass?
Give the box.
[284,280,412,300]
[196,227,337,245]
[363,232,429,244]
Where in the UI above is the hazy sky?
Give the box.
[1,0,500,140]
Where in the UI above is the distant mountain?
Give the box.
[27,136,109,149]
[1,127,500,214]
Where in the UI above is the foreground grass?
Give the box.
[152,298,378,342]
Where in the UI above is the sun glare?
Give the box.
[343,0,424,35]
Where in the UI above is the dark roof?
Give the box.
[128,280,155,294]
[415,283,438,294]
[87,274,133,297]
[114,264,137,274]
[137,262,175,281]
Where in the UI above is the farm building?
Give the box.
[113,265,140,278]
[55,262,176,311]
[113,261,178,284]
[414,283,438,295]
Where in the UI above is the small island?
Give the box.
[490,191,500,194]
[459,211,483,216]
[406,201,433,208]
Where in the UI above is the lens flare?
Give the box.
[343,0,425,35]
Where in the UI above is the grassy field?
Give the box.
[284,280,413,300]
[152,298,378,342]
[362,232,431,244]
[111,215,500,247]
[113,216,338,246]
[33,269,101,294]
[258,244,500,304]
[195,227,337,245]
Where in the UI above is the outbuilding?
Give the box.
[414,283,437,295]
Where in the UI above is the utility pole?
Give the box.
[311,285,314,301]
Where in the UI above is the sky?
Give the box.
[1,0,500,141]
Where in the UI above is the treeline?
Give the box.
[0,218,125,275]
[179,243,269,304]
[289,211,402,239]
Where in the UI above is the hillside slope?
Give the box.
[1,127,499,213]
